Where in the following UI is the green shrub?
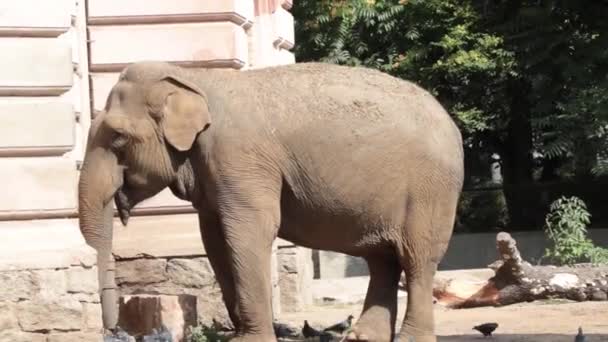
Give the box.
[543,196,608,265]
[186,326,229,342]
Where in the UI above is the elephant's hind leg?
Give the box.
[346,255,401,342]
[396,189,459,342]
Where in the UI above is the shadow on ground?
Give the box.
[277,334,608,342]
[437,334,608,341]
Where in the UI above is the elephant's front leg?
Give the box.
[217,186,281,341]
[198,211,240,329]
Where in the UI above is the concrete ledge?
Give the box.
[126,188,191,210]
[88,0,254,27]
[0,219,95,271]
[113,213,295,259]
[313,229,608,279]
[272,6,294,49]
[88,22,249,69]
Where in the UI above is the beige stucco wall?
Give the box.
[0,0,305,338]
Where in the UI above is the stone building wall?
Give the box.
[0,1,311,341]
[0,221,102,342]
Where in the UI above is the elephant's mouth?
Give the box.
[114,185,132,226]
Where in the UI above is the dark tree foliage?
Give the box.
[292,0,608,231]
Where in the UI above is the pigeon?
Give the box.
[323,315,354,334]
[473,322,498,337]
[575,326,587,342]
[157,325,173,342]
[104,326,135,342]
[142,324,173,342]
[302,320,322,337]
[273,321,299,338]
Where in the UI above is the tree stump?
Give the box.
[401,232,608,308]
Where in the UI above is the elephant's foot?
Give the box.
[397,325,436,342]
[343,320,392,342]
[229,333,276,342]
[396,334,436,342]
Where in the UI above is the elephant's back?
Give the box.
[239,63,461,148]
[201,62,462,160]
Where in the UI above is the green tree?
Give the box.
[292,0,608,229]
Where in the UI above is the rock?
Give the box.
[82,302,103,330]
[166,258,216,288]
[72,292,101,303]
[0,271,36,301]
[69,245,99,269]
[0,301,18,330]
[590,289,608,301]
[33,269,67,300]
[279,273,302,312]
[118,294,196,342]
[278,250,298,274]
[47,332,104,342]
[67,266,98,294]
[0,331,46,342]
[196,291,233,329]
[17,298,83,332]
[277,247,314,312]
[568,288,588,302]
[115,258,168,285]
[104,327,136,342]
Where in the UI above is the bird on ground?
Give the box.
[473,322,499,337]
[157,325,172,342]
[323,314,355,334]
[575,326,587,342]
[302,320,322,338]
[142,324,172,342]
[273,321,299,338]
[104,326,135,342]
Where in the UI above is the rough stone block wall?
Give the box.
[277,246,313,312]
[114,247,313,340]
[0,222,102,342]
[0,2,299,341]
[114,256,229,335]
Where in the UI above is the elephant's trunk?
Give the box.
[78,147,123,331]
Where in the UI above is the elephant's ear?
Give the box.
[160,76,211,151]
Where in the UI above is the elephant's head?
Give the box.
[77,61,211,330]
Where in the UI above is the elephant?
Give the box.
[77,60,464,342]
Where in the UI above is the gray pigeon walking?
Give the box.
[104,326,135,342]
[575,326,587,342]
[273,321,299,338]
[302,320,321,337]
[323,314,354,334]
[142,324,172,342]
[473,322,498,337]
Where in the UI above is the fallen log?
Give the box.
[401,232,608,308]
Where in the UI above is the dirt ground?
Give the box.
[279,297,608,341]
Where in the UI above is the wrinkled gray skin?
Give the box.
[78,61,464,342]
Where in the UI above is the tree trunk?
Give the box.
[401,232,608,308]
[500,80,538,229]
